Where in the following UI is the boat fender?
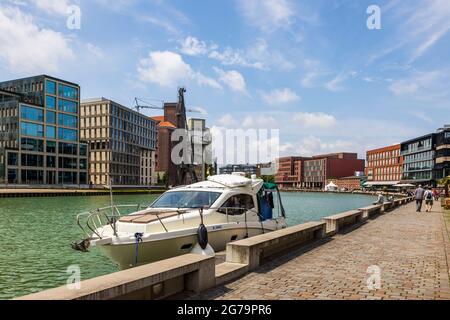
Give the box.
[197,224,208,250]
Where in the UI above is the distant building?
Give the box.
[303,153,365,189]
[151,103,178,184]
[435,125,450,181]
[80,98,157,187]
[219,164,257,176]
[0,75,88,186]
[274,156,307,189]
[326,174,366,191]
[365,144,403,188]
[400,133,436,186]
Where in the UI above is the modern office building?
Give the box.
[435,125,450,181]
[0,75,88,186]
[400,133,436,185]
[365,144,403,187]
[303,153,365,189]
[80,98,157,187]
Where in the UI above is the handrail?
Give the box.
[76,204,282,239]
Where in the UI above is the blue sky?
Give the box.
[1,0,449,160]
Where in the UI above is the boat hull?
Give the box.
[99,223,281,270]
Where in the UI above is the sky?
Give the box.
[0,0,449,162]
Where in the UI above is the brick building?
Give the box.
[365,144,403,188]
[303,153,365,189]
[326,175,366,191]
[274,156,307,189]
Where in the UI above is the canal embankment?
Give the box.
[16,197,418,300]
[0,188,166,198]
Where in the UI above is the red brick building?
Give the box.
[365,144,403,187]
[151,103,178,182]
[274,156,308,189]
[303,153,365,189]
[326,175,365,191]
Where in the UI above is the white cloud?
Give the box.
[297,135,358,157]
[137,51,222,90]
[0,6,74,74]
[178,36,292,71]
[262,88,301,105]
[30,0,72,15]
[214,67,248,95]
[236,0,295,32]
[86,43,104,59]
[389,70,444,96]
[293,112,337,128]
[179,36,210,56]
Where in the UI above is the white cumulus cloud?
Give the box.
[214,67,248,95]
[0,6,74,74]
[293,112,337,128]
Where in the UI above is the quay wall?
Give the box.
[16,196,415,300]
[0,188,166,198]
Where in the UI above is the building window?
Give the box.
[58,99,78,113]
[59,142,78,155]
[8,169,18,184]
[7,153,18,166]
[46,80,56,95]
[59,157,78,169]
[58,128,77,141]
[47,156,56,168]
[46,126,56,139]
[21,105,44,122]
[58,171,77,184]
[79,172,87,185]
[79,158,87,170]
[58,84,78,100]
[46,111,56,124]
[47,141,56,153]
[58,114,78,128]
[21,138,44,152]
[79,144,87,157]
[46,96,56,109]
[20,122,44,137]
[22,170,44,184]
[21,154,44,167]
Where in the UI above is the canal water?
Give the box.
[0,192,375,299]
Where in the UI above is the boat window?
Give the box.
[219,194,255,216]
[150,191,222,209]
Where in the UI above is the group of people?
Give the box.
[414,185,441,213]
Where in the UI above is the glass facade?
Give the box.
[58,128,77,141]
[58,84,78,100]
[46,80,56,95]
[20,122,44,138]
[58,114,77,128]
[0,76,87,186]
[46,111,56,124]
[21,105,44,122]
[46,126,56,139]
[58,99,78,114]
[46,96,56,109]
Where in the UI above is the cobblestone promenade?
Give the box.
[187,203,450,300]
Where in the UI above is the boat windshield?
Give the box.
[150,191,222,209]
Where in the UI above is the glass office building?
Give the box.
[400,133,436,185]
[435,125,450,181]
[80,98,157,186]
[0,75,88,186]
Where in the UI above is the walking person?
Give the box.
[414,184,425,212]
[424,187,434,212]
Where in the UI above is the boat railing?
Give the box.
[76,204,145,239]
[76,205,276,239]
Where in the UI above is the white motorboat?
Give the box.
[74,173,287,270]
